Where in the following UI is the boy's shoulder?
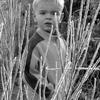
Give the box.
[28,32,44,51]
[59,35,67,50]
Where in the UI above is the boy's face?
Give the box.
[34,1,63,33]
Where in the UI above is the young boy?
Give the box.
[24,0,66,100]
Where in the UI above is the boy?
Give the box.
[24,0,66,100]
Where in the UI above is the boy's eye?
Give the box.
[51,11,60,16]
[39,11,46,15]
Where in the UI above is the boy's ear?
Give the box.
[34,15,37,22]
[60,13,64,23]
[33,12,37,22]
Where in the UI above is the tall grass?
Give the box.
[0,0,100,100]
[0,0,29,100]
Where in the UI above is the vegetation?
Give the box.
[0,0,100,100]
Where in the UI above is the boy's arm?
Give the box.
[29,47,54,99]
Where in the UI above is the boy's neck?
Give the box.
[36,28,59,41]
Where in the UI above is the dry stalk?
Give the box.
[39,56,43,100]
[43,25,53,100]
[82,0,90,32]
[18,3,22,55]
[66,0,73,54]
[1,59,16,100]
[16,89,20,100]
[55,62,58,100]
[32,80,40,99]
[55,13,60,38]
[0,5,7,41]
[6,0,17,99]
[65,21,75,99]
[55,13,64,72]
[0,4,6,24]
[8,2,22,99]
[87,42,100,71]
[76,0,84,40]
[70,42,100,100]
[66,1,100,100]
[1,67,4,98]
[17,2,23,100]
[51,61,71,100]
[91,78,96,100]
[55,11,72,100]
[42,25,53,70]
[19,3,30,100]
[21,12,28,75]
[24,85,28,100]
[0,0,28,100]
[71,23,89,76]
[7,57,17,95]
[26,4,30,43]
[74,89,82,100]
[20,11,27,48]
[89,2,100,34]
[71,23,90,85]
[55,62,58,86]
[62,2,74,97]
[77,23,90,58]
[0,22,4,40]
[74,67,100,70]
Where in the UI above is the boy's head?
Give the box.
[33,0,64,12]
[32,0,65,33]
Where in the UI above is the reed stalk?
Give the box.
[75,89,82,100]
[76,0,84,40]
[91,78,96,100]
[43,25,53,100]
[51,61,71,100]
[82,0,90,32]
[70,42,100,100]
[39,56,43,100]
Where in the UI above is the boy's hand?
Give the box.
[47,83,54,91]
[46,83,55,99]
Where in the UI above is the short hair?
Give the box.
[32,0,64,12]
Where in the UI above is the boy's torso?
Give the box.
[30,29,66,86]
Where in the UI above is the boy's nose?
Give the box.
[46,13,52,20]
[46,17,52,20]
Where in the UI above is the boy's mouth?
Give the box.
[44,22,52,27]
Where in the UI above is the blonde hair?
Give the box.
[32,0,64,11]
